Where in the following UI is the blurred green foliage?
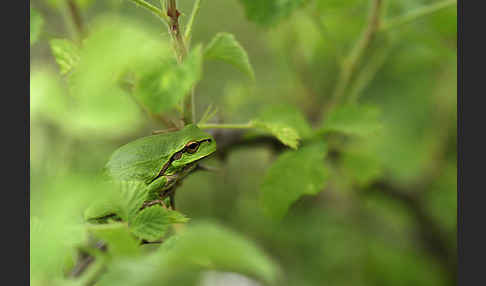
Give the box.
[30,0,456,285]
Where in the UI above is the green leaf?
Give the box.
[117,181,149,223]
[49,39,80,75]
[166,210,190,224]
[130,206,171,241]
[204,33,255,80]
[320,104,383,136]
[83,180,147,223]
[88,223,140,257]
[257,104,313,138]
[237,0,309,26]
[251,120,301,149]
[68,17,170,136]
[134,45,203,114]
[260,141,329,220]
[30,7,44,45]
[159,221,279,285]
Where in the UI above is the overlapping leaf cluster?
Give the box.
[30,0,456,286]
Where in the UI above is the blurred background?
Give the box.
[30,0,457,285]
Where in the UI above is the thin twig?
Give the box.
[347,38,393,103]
[128,0,170,24]
[366,180,457,284]
[381,0,457,31]
[198,123,253,130]
[328,0,383,108]
[184,0,202,45]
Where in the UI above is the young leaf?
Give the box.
[88,223,140,257]
[117,180,149,222]
[30,7,44,45]
[130,205,171,241]
[134,45,203,114]
[166,210,190,224]
[258,104,313,139]
[83,180,147,223]
[204,33,255,80]
[49,39,80,75]
[251,120,300,149]
[158,221,279,285]
[319,104,383,136]
[260,141,329,220]
[237,0,309,26]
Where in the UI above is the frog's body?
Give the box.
[87,125,216,221]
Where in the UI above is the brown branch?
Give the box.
[166,0,194,125]
[167,0,186,62]
[209,128,456,282]
[67,0,85,40]
[208,129,287,160]
[70,241,107,278]
[366,180,457,284]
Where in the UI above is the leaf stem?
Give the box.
[198,123,253,130]
[347,39,393,103]
[328,0,383,108]
[381,0,456,31]
[128,0,170,24]
[184,0,202,45]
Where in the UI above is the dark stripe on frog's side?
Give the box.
[149,138,212,184]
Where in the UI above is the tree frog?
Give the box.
[105,124,216,208]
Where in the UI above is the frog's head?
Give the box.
[104,124,216,183]
[167,124,216,172]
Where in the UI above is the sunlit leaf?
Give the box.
[258,104,313,138]
[251,120,300,149]
[260,141,328,220]
[130,206,171,241]
[134,45,203,114]
[68,17,169,136]
[117,181,150,223]
[166,210,190,224]
[204,33,255,80]
[50,39,80,75]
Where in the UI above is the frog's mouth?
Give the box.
[149,156,206,185]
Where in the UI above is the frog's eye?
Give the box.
[185,141,200,154]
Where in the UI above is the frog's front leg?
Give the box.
[146,176,169,201]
